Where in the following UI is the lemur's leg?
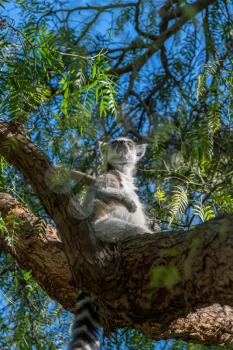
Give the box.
[94,217,148,241]
[95,188,137,213]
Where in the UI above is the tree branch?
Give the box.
[134,0,158,40]
[58,2,137,12]
[0,192,76,311]
[0,120,233,346]
[113,0,216,75]
[0,120,95,288]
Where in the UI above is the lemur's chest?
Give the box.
[120,175,139,200]
[120,174,148,223]
[95,170,148,228]
[120,178,146,227]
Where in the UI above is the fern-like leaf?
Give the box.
[194,203,215,222]
[168,186,188,224]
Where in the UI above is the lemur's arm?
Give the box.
[92,173,137,213]
[95,187,137,213]
[70,169,95,185]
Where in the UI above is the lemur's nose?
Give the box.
[118,140,125,144]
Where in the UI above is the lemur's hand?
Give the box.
[125,199,137,213]
[95,188,137,212]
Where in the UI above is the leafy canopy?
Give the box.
[0,0,232,349]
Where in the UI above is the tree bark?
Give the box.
[0,120,233,347]
[0,192,76,310]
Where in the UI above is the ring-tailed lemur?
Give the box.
[69,137,159,350]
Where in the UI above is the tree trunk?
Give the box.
[0,192,76,310]
[0,120,233,347]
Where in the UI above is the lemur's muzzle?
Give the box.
[110,139,134,157]
[117,143,129,154]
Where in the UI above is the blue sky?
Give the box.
[0,1,214,349]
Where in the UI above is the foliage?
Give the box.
[0,0,232,349]
[0,254,69,349]
[168,186,188,225]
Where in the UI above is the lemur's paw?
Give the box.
[127,200,137,213]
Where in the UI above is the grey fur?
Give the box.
[83,137,157,238]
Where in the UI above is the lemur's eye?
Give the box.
[126,140,133,147]
[111,140,118,145]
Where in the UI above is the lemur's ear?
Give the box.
[136,144,147,159]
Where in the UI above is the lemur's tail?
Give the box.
[69,291,101,350]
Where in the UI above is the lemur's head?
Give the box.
[107,137,147,175]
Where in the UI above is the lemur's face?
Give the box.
[107,137,147,168]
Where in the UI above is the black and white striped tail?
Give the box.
[69,291,101,350]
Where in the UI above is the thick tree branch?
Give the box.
[0,120,233,346]
[1,190,233,345]
[0,192,76,310]
[0,120,95,287]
